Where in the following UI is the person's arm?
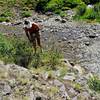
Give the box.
[24,28,31,42]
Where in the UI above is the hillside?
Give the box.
[0,0,100,22]
[0,60,100,100]
[0,0,100,100]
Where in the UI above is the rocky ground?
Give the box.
[0,60,100,100]
[0,12,100,74]
[0,11,100,100]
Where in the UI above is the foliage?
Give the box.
[0,9,13,22]
[83,7,96,19]
[0,9,13,17]
[21,10,32,18]
[63,0,82,8]
[74,2,100,22]
[0,33,33,67]
[45,0,64,12]
[0,0,99,21]
[0,33,14,62]
[29,48,62,69]
[75,3,86,16]
[0,33,62,69]
[88,75,100,92]
[35,0,50,12]
[0,17,10,22]
[82,0,99,4]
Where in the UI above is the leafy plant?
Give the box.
[83,7,96,19]
[76,3,86,16]
[0,33,62,69]
[21,10,32,18]
[46,0,64,12]
[0,33,33,67]
[0,17,10,22]
[82,0,99,4]
[88,75,100,92]
[63,0,82,8]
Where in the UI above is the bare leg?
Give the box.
[36,32,43,53]
[33,39,37,54]
[30,33,37,54]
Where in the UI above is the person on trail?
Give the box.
[23,19,42,53]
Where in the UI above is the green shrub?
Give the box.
[0,10,12,17]
[29,48,62,69]
[59,11,67,17]
[21,10,32,18]
[82,0,99,4]
[0,33,62,69]
[0,9,12,22]
[49,49,61,69]
[63,0,82,8]
[88,75,100,92]
[11,36,33,67]
[46,0,64,12]
[0,33,33,67]
[35,0,50,12]
[94,3,100,12]
[83,7,96,19]
[0,17,10,22]
[0,34,14,62]
[76,3,86,16]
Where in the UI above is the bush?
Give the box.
[0,33,62,69]
[76,3,86,16]
[0,33,33,67]
[46,0,64,12]
[0,34,14,62]
[29,48,62,69]
[88,75,100,92]
[83,7,96,19]
[94,3,100,12]
[82,0,99,4]
[0,9,12,22]
[94,3,100,22]
[35,0,50,12]
[63,0,82,8]
[21,10,32,18]
[0,10,13,17]
[0,17,10,22]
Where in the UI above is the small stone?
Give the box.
[36,96,41,100]
[62,37,67,41]
[45,12,53,16]
[73,64,83,75]
[3,84,11,95]
[88,35,97,38]
[63,75,75,81]
[85,41,90,46]
[61,19,66,23]
[60,59,73,68]
[72,96,77,100]
[53,80,63,86]
[68,88,78,97]
[54,70,60,77]
[42,72,49,80]
[60,85,66,92]
[55,18,60,21]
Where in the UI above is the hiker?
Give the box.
[23,19,42,53]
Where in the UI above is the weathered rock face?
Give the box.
[0,60,100,100]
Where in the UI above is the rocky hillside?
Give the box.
[0,1,100,98]
[0,12,100,74]
[0,12,100,99]
[0,60,100,100]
